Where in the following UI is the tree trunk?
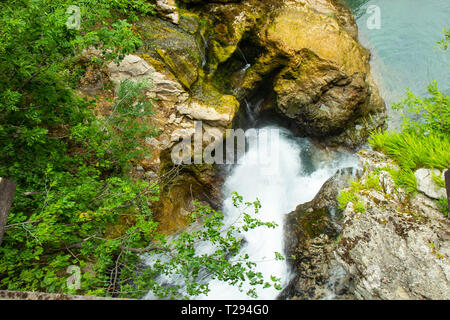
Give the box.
[0,178,17,245]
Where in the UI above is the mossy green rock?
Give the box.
[199,0,271,77]
[136,16,203,89]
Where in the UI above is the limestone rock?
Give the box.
[108,55,152,81]
[107,54,188,115]
[236,0,386,149]
[415,168,447,200]
[282,167,361,300]
[335,151,450,300]
[176,97,238,127]
[170,128,196,142]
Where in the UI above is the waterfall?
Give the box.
[244,98,255,124]
[198,32,209,68]
[236,46,249,65]
[143,126,358,300]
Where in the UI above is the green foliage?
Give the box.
[436,197,449,217]
[347,172,382,193]
[368,76,449,216]
[1,169,159,294]
[0,76,159,295]
[0,1,283,299]
[109,0,156,21]
[337,172,383,214]
[0,0,147,186]
[365,172,382,191]
[0,0,159,296]
[71,79,159,172]
[393,81,450,136]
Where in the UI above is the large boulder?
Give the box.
[136,16,204,90]
[145,0,386,150]
[239,0,386,149]
[415,168,447,200]
[155,0,179,24]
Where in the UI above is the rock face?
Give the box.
[283,150,450,300]
[282,167,361,299]
[137,15,204,90]
[415,168,447,200]
[335,151,450,300]
[155,0,179,25]
[107,54,238,232]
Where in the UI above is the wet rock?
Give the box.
[239,0,386,149]
[202,0,269,76]
[285,150,450,300]
[137,16,203,89]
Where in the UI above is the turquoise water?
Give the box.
[343,0,450,129]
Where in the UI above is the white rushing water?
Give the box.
[144,126,358,300]
[196,127,357,299]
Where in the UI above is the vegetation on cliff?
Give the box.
[369,81,449,200]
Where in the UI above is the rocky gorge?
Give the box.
[84,0,447,299]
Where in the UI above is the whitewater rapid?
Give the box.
[195,126,357,299]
